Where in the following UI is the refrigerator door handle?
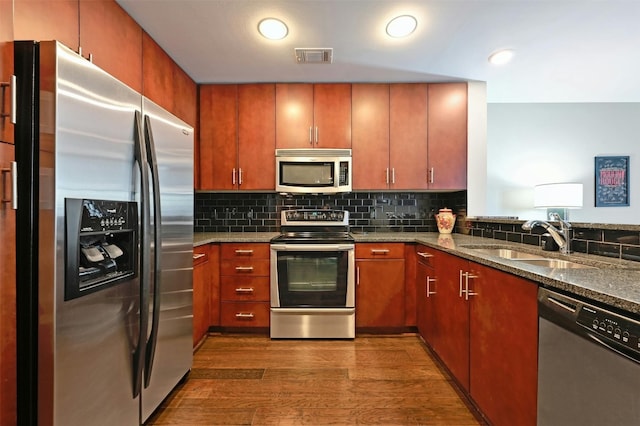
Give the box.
[143,114,162,388]
[133,110,151,398]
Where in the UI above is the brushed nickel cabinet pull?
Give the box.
[426,276,436,297]
[459,270,465,298]
[235,287,254,293]
[238,168,243,185]
[417,251,434,259]
[391,168,395,184]
[465,273,478,300]
[193,253,206,260]
[235,266,254,272]
[315,126,318,144]
[232,168,236,185]
[234,249,254,254]
[309,126,313,144]
[1,161,17,210]
[235,312,255,318]
[356,266,360,286]
[370,249,390,255]
[1,75,17,124]
[385,168,389,184]
[429,167,434,184]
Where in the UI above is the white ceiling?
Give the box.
[116,0,640,103]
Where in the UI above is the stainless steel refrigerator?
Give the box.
[14,41,194,425]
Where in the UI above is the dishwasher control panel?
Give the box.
[577,305,640,356]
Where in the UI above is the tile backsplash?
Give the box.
[194,191,467,233]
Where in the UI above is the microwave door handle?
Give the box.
[143,114,162,388]
[132,110,150,399]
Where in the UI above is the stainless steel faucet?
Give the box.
[522,212,572,254]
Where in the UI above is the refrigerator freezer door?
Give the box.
[37,42,143,425]
[141,98,194,422]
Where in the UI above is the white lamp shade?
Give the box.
[534,183,583,208]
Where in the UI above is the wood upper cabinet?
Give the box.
[199,84,238,190]
[390,83,429,189]
[199,84,275,191]
[142,32,197,127]
[79,0,143,93]
[352,83,390,189]
[276,83,351,149]
[13,0,79,51]
[1,0,13,144]
[238,84,275,190]
[427,83,467,189]
[355,243,405,329]
[469,263,538,426]
[0,142,16,425]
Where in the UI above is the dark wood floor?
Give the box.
[147,334,484,425]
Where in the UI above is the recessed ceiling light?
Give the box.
[258,18,288,40]
[488,49,514,65]
[386,15,417,38]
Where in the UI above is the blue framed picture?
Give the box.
[595,156,629,207]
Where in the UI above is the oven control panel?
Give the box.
[282,209,348,224]
[577,304,640,355]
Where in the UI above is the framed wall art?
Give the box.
[595,156,629,207]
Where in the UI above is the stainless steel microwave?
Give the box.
[275,148,352,194]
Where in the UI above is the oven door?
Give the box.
[270,243,355,308]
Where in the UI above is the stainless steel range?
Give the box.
[270,209,355,339]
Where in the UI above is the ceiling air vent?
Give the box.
[295,48,333,64]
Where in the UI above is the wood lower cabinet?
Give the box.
[219,243,270,329]
[192,245,211,347]
[355,243,405,329]
[419,248,538,425]
[0,142,16,425]
[469,262,538,426]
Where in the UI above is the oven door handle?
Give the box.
[270,308,355,314]
[270,243,354,251]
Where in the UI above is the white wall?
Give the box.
[478,103,640,224]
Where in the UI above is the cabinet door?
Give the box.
[79,0,143,93]
[142,32,175,115]
[313,83,351,148]
[275,83,313,148]
[416,247,437,342]
[433,251,470,390]
[14,0,79,51]
[469,263,538,426]
[390,83,429,189]
[199,85,238,190]
[238,84,275,190]
[427,83,467,189]
[192,245,211,347]
[1,0,13,144]
[0,142,16,425]
[352,84,390,190]
[356,259,405,328]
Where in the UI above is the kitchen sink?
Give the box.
[512,258,596,269]
[469,248,546,260]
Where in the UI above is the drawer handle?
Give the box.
[235,266,254,272]
[235,287,254,293]
[235,249,254,255]
[235,312,255,319]
[417,251,434,259]
[370,249,390,255]
[193,253,206,260]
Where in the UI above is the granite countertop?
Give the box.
[194,231,640,315]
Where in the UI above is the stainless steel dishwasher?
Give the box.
[537,287,640,426]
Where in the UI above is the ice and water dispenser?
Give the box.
[65,198,138,300]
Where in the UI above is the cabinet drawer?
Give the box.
[221,243,270,259]
[415,244,437,268]
[220,302,270,327]
[221,276,270,301]
[356,243,405,259]
[220,259,270,276]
